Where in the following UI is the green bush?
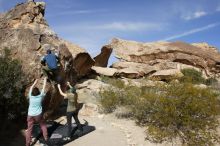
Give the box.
[180,68,206,84]
[0,49,27,125]
[100,75,125,89]
[99,77,142,113]
[141,83,220,145]
[100,88,121,113]
[205,77,218,86]
[99,81,220,145]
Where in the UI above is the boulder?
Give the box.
[192,42,219,53]
[94,45,113,67]
[107,38,220,78]
[112,61,157,77]
[0,1,94,118]
[92,62,157,79]
[111,61,157,79]
[115,68,146,79]
[76,79,110,105]
[92,66,117,77]
[76,79,109,92]
[150,69,184,81]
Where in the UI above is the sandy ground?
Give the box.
[65,113,172,146]
[10,102,220,146]
[10,112,220,146]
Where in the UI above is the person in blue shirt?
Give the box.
[26,77,48,146]
[41,45,59,80]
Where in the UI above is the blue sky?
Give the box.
[1,0,220,59]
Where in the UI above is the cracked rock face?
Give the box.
[107,38,220,78]
[0,1,94,118]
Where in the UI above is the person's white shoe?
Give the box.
[63,137,71,141]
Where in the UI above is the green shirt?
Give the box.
[66,93,78,112]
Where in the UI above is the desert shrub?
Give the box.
[180,68,206,84]
[100,75,125,89]
[0,49,27,127]
[99,81,220,145]
[100,88,121,113]
[205,77,218,86]
[100,76,145,113]
[139,83,220,145]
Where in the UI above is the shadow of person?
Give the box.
[33,120,96,146]
[69,120,95,141]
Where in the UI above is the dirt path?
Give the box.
[65,112,170,146]
[12,108,219,146]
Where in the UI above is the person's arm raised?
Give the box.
[67,82,77,93]
[29,79,38,97]
[41,77,47,94]
[67,81,73,89]
[57,84,67,97]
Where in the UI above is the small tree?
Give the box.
[0,49,27,129]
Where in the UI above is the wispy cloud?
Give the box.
[47,0,79,9]
[54,22,164,32]
[182,10,207,20]
[163,22,220,41]
[54,21,164,55]
[217,6,220,12]
[92,22,162,31]
[47,9,107,17]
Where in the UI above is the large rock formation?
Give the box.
[92,66,118,77]
[92,62,156,79]
[112,62,157,78]
[106,38,220,78]
[0,1,94,118]
[94,45,112,67]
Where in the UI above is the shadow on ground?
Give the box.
[32,121,95,146]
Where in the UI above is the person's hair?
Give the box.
[32,87,40,96]
[47,49,51,54]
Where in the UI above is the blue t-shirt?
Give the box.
[42,53,58,69]
[28,90,46,116]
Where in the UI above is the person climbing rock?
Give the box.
[41,44,59,82]
[26,78,48,146]
[57,82,83,141]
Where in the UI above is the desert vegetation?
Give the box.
[99,70,220,145]
[0,49,27,142]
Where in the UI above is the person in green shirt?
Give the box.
[57,82,82,140]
